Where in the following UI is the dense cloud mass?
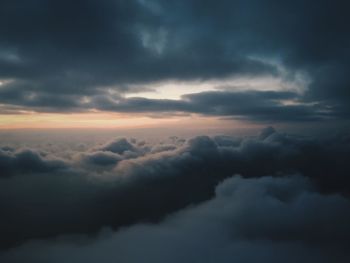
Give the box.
[0,147,68,176]
[0,0,350,122]
[1,175,350,263]
[0,128,350,262]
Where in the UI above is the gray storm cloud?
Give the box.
[0,0,349,122]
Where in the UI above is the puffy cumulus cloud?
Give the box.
[1,175,350,263]
[77,151,122,167]
[150,144,177,154]
[98,138,137,155]
[114,128,350,195]
[0,136,206,248]
[0,128,350,251]
[0,148,68,176]
[76,138,151,167]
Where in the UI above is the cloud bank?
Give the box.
[0,128,349,262]
[1,175,350,263]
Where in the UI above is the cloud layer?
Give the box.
[0,128,350,261]
[2,175,350,263]
[0,0,350,122]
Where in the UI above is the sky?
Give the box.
[1,1,350,263]
[0,0,349,130]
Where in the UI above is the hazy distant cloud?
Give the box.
[2,175,350,263]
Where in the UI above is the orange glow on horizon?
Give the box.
[0,111,250,130]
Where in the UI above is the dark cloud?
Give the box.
[1,128,350,250]
[1,175,350,263]
[77,138,150,166]
[0,0,274,105]
[0,0,349,121]
[98,138,137,155]
[150,144,177,154]
[0,148,68,176]
[77,151,122,167]
[91,90,330,122]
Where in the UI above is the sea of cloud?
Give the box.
[0,127,349,262]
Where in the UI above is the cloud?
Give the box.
[150,144,177,154]
[76,138,150,167]
[0,128,350,250]
[0,0,349,121]
[1,175,349,263]
[0,0,274,110]
[115,128,350,195]
[91,90,330,122]
[98,138,138,155]
[0,148,68,176]
[77,151,122,167]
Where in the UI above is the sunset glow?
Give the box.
[0,111,250,130]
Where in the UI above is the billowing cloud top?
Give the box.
[0,128,350,262]
[0,0,350,123]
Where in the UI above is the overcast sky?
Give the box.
[0,0,349,129]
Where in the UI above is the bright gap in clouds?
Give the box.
[0,61,312,129]
[124,72,310,100]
